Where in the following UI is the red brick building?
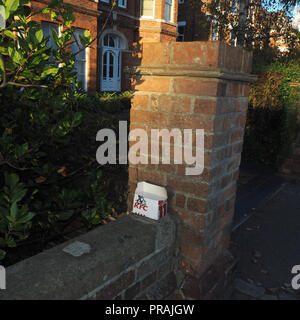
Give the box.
[177,0,295,52]
[31,0,178,92]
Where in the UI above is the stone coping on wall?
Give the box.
[125,66,257,84]
[0,214,176,300]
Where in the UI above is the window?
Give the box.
[41,21,59,63]
[165,0,173,22]
[101,33,124,92]
[177,21,186,41]
[141,0,154,17]
[231,0,237,13]
[103,34,122,49]
[72,29,88,91]
[100,0,109,3]
[118,0,127,8]
[211,21,218,40]
[42,21,59,50]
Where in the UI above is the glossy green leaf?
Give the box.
[17,211,35,223]
[10,202,18,219]
[5,0,19,19]
[0,249,6,260]
[35,29,43,43]
[6,237,16,247]
[11,188,27,204]
[8,48,23,64]
[4,172,19,188]
[4,29,16,39]
[0,56,4,72]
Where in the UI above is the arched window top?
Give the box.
[99,29,128,50]
[103,34,122,48]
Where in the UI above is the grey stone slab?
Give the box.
[234,278,265,299]
[0,215,175,300]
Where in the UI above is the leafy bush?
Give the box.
[243,59,300,167]
[0,89,131,261]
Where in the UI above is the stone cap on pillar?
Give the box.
[125,41,256,83]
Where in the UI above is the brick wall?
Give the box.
[126,41,254,299]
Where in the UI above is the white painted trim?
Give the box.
[98,28,128,49]
[165,0,174,23]
[100,31,127,92]
[84,46,89,91]
[139,17,177,27]
[72,28,89,91]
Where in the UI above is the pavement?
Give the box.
[229,163,300,300]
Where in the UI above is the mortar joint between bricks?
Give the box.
[190,97,195,113]
[134,247,168,270]
[80,266,137,300]
[170,41,175,64]
[170,78,174,93]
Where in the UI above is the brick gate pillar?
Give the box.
[126,42,254,299]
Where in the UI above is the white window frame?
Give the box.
[72,28,88,91]
[165,0,174,23]
[141,0,155,18]
[118,0,127,8]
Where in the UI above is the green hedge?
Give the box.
[243,60,300,168]
[0,88,131,262]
